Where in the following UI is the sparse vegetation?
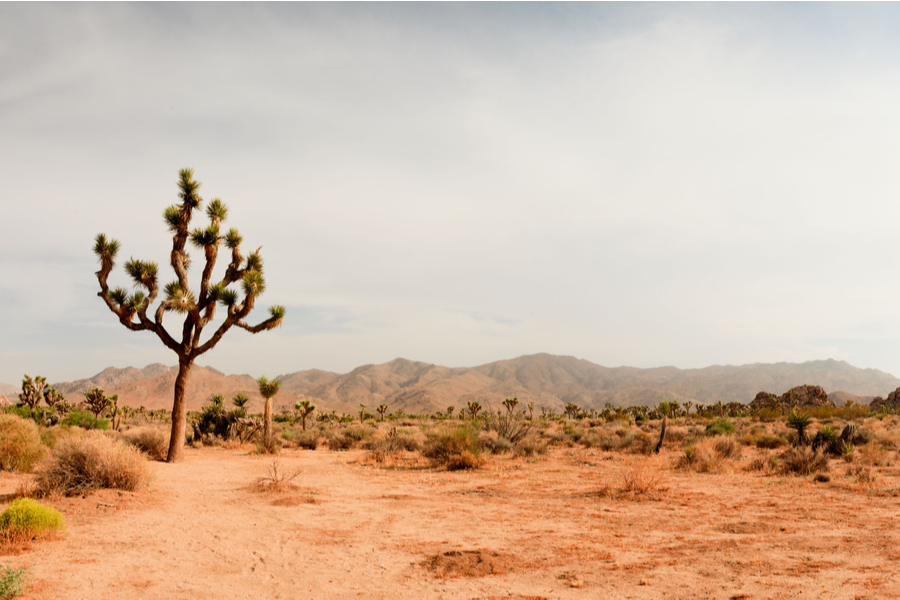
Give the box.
[0,499,66,537]
[0,564,28,598]
[423,425,482,470]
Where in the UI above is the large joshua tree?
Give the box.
[93,169,285,462]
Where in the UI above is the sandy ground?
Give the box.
[2,446,900,600]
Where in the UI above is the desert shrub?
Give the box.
[281,430,296,441]
[0,415,46,472]
[675,439,723,473]
[755,435,787,449]
[0,499,65,537]
[423,425,482,470]
[859,441,892,467]
[628,432,655,455]
[846,464,874,484]
[294,431,319,450]
[363,428,421,462]
[747,453,778,473]
[515,437,548,458]
[122,428,169,461]
[253,460,300,493]
[665,427,688,443]
[326,433,355,451]
[60,410,108,430]
[0,564,28,598]
[705,419,735,437]
[33,433,149,496]
[38,426,57,449]
[778,446,828,476]
[341,427,371,442]
[478,431,513,454]
[254,435,282,455]
[714,437,741,460]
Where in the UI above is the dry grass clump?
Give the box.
[293,431,319,450]
[675,438,734,473]
[777,446,829,476]
[859,441,893,467]
[122,427,169,461]
[0,415,46,472]
[32,433,149,497]
[514,437,548,458]
[599,459,667,497]
[252,460,301,493]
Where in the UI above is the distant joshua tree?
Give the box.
[257,376,281,452]
[294,399,316,431]
[92,169,284,462]
[377,404,389,422]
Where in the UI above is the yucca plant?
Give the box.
[93,169,284,462]
[786,409,812,446]
[232,392,250,418]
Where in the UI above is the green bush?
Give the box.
[705,419,735,437]
[294,431,319,450]
[755,435,787,449]
[0,564,28,598]
[423,425,482,470]
[60,410,109,430]
[0,498,65,536]
[0,415,46,472]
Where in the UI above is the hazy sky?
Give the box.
[4,3,900,383]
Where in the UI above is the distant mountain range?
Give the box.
[2,354,898,414]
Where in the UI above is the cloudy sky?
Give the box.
[4,3,900,383]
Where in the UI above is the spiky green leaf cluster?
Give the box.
[217,288,239,307]
[124,259,159,288]
[108,287,128,305]
[93,233,121,260]
[189,225,220,249]
[257,376,281,400]
[245,253,263,273]
[206,198,228,223]
[163,205,182,232]
[163,281,196,313]
[178,168,202,209]
[224,228,242,250]
[242,271,266,297]
[268,305,285,320]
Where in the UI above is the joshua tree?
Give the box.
[376,403,388,422]
[257,376,281,452]
[93,169,284,462]
[467,400,482,420]
[294,399,316,431]
[358,403,367,424]
[18,374,48,410]
[564,402,581,420]
[446,406,455,419]
[502,397,519,415]
[83,388,112,418]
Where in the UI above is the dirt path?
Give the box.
[3,447,900,599]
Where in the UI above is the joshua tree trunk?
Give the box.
[167,358,194,462]
[264,397,273,447]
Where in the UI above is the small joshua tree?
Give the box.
[564,402,581,420]
[358,403,366,424]
[502,397,519,415]
[82,388,112,418]
[294,399,316,431]
[377,404,388,422]
[93,169,284,462]
[446,406,455,419]
[257,376,281,452]
[18,375,48,410]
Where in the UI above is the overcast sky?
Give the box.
[4,3,900,383]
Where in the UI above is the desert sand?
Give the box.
[2,444,899,600]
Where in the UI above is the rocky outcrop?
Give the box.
[0,395,9,407]
[748,384,835,411]
[870,387,900,411]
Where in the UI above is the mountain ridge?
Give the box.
[2,354,898,414]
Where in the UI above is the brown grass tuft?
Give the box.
[32,432,149,497]
[122,427,169,461]
[252,460,302,493]
[0,414,46,472]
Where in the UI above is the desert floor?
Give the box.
[2,446,900,600]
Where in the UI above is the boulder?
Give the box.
[870,387,900,411]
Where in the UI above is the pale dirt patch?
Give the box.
[1,446,900,599]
